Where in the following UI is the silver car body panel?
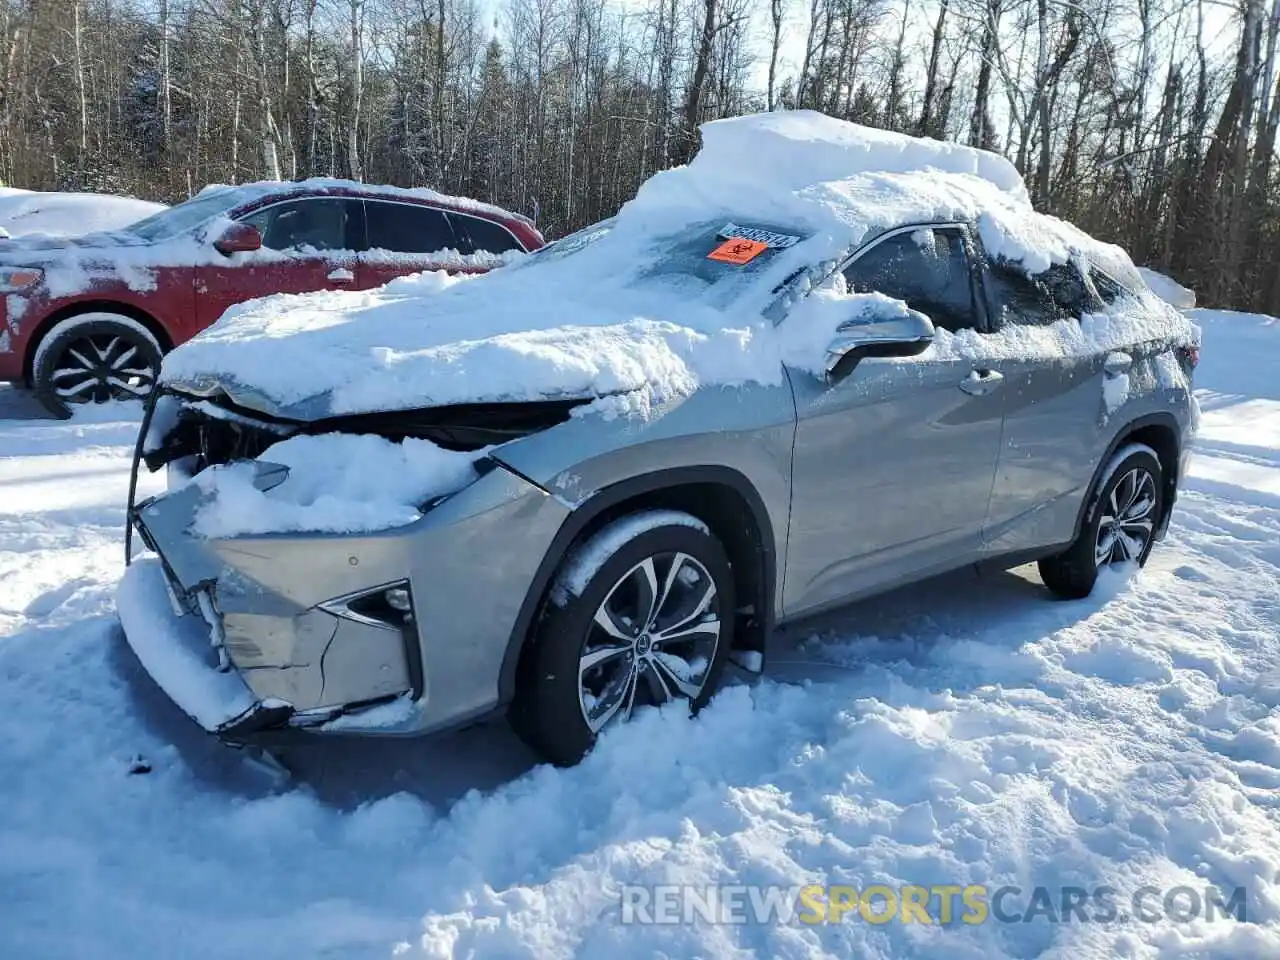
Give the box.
[491,382,797,613]
[982,339,1194,555]
[784,353,1004,616]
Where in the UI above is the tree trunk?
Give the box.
[348,0,364,180]
[918,0,949,136]
[682,0,717,157]
[767,0,784,112]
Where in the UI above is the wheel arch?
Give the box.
[24,300,172,385]
[497,465,777,705]
[1073,412,1183,543]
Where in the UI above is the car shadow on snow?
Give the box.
[111,561,1110,812]
[763,560,1107,685]
[0,384,57,420]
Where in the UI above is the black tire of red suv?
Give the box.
[31,313,164,419]
[510,513,736,766]
[1038,444,1164,599]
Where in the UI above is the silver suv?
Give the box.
[120,214,1198,767]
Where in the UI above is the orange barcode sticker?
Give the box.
[707,237,768,265]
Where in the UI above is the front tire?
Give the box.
[510,511,735,766]
[32,313,163,419]
[1038,443,1164,599]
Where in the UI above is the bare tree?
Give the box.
[1,0,1279,312]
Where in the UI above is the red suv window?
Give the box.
[363,200,460,254]
[242,198,356,252]
[452,213,525,254]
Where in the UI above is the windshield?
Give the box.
[126,187,244,241]
[515,218,809,312]
[634,220,805,308]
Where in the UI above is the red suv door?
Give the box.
[357,199,518,289]
[195,196,360,327]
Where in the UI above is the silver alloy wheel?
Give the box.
[50,333,157,403]
[578,551,722,733]
[1094,466,1157,567]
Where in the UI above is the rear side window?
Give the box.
[985,260,1086,327]
[452,213,523,254]
[364,200,460,254]
[1089,268,1134,306]
[241,198,355,252]
[842,226,978,332]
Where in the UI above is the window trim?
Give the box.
[233,195,362,254]
[830,220,993,334]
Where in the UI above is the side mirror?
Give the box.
[213,222,263,256]
[825,309,935,383]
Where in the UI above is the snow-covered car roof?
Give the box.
[194,177,535,226]
[160,111,1183,420]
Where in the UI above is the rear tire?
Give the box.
[510,511,736,766]
[1038,444,1164,599]
[32,313,163,419]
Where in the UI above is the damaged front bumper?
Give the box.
[122,469,431,740]
[118,390,572,743]
[117,557,290,738]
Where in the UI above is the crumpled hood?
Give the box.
[156,241,791,421]
[154,264,648,422]
[159,369,604,423]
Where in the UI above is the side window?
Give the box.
[842,227,977,332]
[1089,268,1133,306]
[1041,263,1087,316]
[452,213,524,254]
[364,200,460,254]
[241,198,351,252]
[985,260,1086,327]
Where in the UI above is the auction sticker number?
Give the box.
[707,237,768,265]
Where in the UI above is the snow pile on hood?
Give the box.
[161,111,1183,419]
[190,432,483,537]
[0,188,164,239]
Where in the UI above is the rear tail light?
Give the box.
[1177,344,1199,372]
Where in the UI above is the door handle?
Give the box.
[959,369,1004,396]
[1104,351,1132,376]
[327,267,355,283]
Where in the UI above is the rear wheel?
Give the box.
[510,511,735,766]
[1038,444,1164,599]
[32,313,163,418]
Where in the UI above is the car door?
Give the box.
[196,196,360,327]
[357,199,479,289]
[978,257,1114,554]
[783,224,1005,617]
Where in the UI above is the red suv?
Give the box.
[0,180,544,416]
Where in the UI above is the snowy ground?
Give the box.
[0,308,1277,958]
